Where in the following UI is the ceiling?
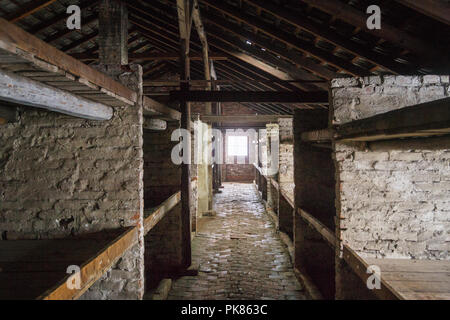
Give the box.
[1,0,449,114]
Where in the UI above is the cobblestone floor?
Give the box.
[168,183,306,300]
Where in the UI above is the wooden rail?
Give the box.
[144,191,181,235]
[297,208,336,248]
[270,178,279,191]
[38,227,138,300]
[301,128,334,143]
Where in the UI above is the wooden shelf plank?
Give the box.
[297,208,336,248]
[343,245,450,300]
[38,227,138,300]
[0,18,137,110]
[301,128,334,143]
[144,191,181,235]
[335,97,450,142]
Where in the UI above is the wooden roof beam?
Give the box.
[7,0,57,23]
[245,0,416,74]
[395,0,450,26]
[201,10,337,81]
[301,0,443,63]
[140,0,333,84]
[71,52,227,61]
[170,90,329,103]
[200,115,292,123]
[199,0,367,76]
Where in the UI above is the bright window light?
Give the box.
[228,136,248,156]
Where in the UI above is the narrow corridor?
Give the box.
[168,183,306,300]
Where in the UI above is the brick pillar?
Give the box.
[278,118,294,239]
[265,124,278,210]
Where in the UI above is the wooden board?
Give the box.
[336,97,450,142]
[343,245,450,300]
[280,183,295,208]
[0,69,113,120]
[144,191,181,235]
[0,18,137,109]
[0,227,138,300]
[297,208,336,248]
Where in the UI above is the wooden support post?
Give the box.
[177,0,192,269]
[98,0,128,67]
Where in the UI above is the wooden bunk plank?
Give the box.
[301,128,334,143]
[38,227,138,300]
[143,96,181,121]
[335,97,450,142]
[0,69,113,120]
[342,246,450,300]
[0,18,137,106]
[297,208,336,248]
[144,191,181,234]
[342,245,401,300]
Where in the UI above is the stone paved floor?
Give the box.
[168,183,306,300]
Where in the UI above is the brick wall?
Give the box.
[0,66,145,299]
[143,122,180,207]
[332,75,450,299]
[220,103,257,182]
[277,118,294,238]
[222,128,257,182]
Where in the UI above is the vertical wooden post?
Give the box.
[178,0,192,268]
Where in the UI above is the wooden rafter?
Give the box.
[170,90,329,103]
[395,0,450,26]
[198,9,338,81]
[300,0,443,63]
[7,0,57,22]
[199,0,367,76]
[245,0,416,74]
[71,52,227,61]
[139,0,331,87]
[129,4,316,112]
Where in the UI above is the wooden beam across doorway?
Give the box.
[200,115,292,123]
[170,90,329,103]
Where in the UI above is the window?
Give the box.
[227,136,248,157]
